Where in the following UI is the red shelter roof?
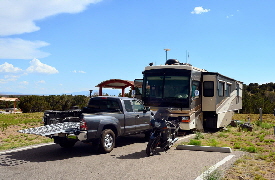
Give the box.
[96,79,134,97]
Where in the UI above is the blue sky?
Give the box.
[0,0,274,95]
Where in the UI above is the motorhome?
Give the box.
[135,59,242,131]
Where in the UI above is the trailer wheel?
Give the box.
[99,129,115,153]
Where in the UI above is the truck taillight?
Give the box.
[80,119,88,130]
[179,116,190,123]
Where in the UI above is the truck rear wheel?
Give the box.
[99,129,115,153]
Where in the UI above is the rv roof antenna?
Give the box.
[164,49,170,62]
[186,50,190,64]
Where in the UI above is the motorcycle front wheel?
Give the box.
[146,137,160,156]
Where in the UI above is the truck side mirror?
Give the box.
[143,106,150,113]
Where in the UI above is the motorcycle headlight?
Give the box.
[154,121,161,128]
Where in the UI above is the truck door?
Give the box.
[123,100,137,134]
[132,100,151,132]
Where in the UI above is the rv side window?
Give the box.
[134,79,143,95]
[226,84,231,97]
[203,81,214,97]
[192,81,200,99]
[218,81,225,97]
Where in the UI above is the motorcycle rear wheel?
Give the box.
[146,138,159,156]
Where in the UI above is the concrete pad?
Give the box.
[176,145,232,153]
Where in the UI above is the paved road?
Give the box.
[0,134,244,180]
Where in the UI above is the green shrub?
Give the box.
[188,139,202,146]
[233,143,241,149]
[242,146,258,153]
[217,132,229,138]
[0,122,9,131]
[202,169,222,180]
[208,139,219,147]
[255,121,274,129]
[195,131,204,140]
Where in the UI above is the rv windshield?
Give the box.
[142,75,190,108]
[145,76,189,98]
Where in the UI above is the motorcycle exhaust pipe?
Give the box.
[171,138,178,144]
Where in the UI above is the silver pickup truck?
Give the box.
[19,96,153,153]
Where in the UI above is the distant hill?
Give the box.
[0,89,121,96]
[0,92,25,95]
[64,89,120,96]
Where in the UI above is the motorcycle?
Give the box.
[146,108,179,156]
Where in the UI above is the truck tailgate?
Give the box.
[18,122,80,136]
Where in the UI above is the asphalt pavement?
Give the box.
[0,134,245,180]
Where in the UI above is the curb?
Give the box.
[176,145,232,153]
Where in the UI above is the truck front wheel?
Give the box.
[99,129,115,153]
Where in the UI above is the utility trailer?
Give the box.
[134,59,242,131]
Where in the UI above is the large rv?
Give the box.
[135,59,242,131]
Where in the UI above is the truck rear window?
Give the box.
[87,99,121,113]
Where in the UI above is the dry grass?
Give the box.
[223,114,275,180]
[0,113,53,150]
[185,114,275,180]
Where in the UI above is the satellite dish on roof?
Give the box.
[165,59,180,65]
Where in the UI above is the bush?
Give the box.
[18,95,89,113]
[188,139,202,146]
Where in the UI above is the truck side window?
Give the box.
[132,100,145,112]
[107,100,121,112]
[124,100,133,112]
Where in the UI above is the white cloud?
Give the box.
[0,75,20,83]
[226,15,234,18]
[72,70,86,73]
[0,0,102,60]
[36,80,46,84]
[0,62,22,73]
[19,81,29,85]
[191,7,210,14]
[0,79,6,84]
[0,0,102,36]
[0,38,50,59]
[4,75,19,81]
[26,58,59,74]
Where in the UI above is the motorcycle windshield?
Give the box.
[154,108,171,121]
